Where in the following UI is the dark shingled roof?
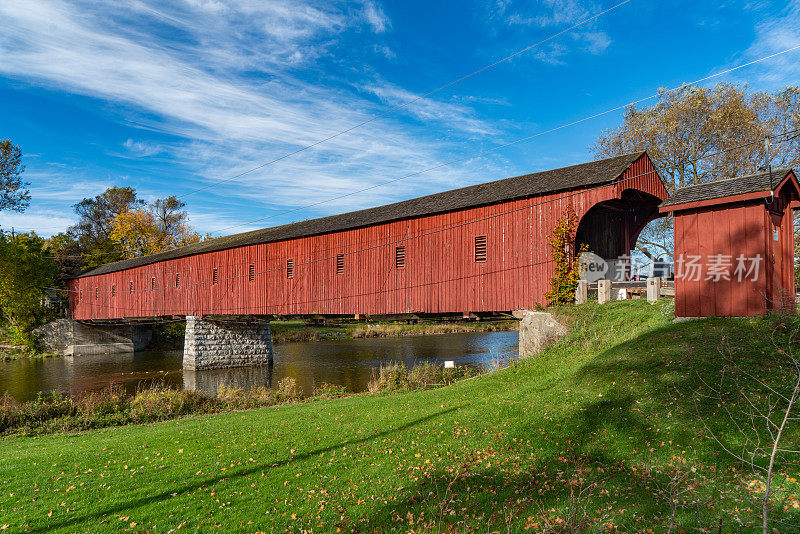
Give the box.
[660,168,795,208]
[75,151,647,278]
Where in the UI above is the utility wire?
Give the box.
[35,44,800,260]
[37,126,800,262]
[206,43,800,236]
[175,0,634,200]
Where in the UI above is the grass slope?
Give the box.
[1,301,799,532]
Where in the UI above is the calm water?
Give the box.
[0,331,519,401]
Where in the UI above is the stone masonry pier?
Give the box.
[183,316,274,371]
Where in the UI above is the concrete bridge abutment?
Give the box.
[35,319,152,356]
[182,316,274,371]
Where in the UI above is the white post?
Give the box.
[647,277,661,303]
[575,280,588,304]
[597,279,612,304]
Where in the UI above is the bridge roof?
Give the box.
[74,151,648,278]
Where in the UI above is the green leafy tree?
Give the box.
[0,140,30,212]
[45,232,83,281]
[0,231,58,337]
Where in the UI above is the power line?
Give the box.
[207,44,800,236]
[52,123,800,297]
[175,0,634,201]
[35,44,800,261]
[38,126,800,262]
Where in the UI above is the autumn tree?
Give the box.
[546,206,588,305]
[0,140,30,212]
[70,186,144,266]
[109,196,203,258]
[593,83,800,260]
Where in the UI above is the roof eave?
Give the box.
[659,190,773,213]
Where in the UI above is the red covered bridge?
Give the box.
[67,152,667,321]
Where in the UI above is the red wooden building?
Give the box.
[67,152,668,320]
[660,168,799,317]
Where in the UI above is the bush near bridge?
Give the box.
[1,300,800,532]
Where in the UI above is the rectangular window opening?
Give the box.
[129,281,134,294]
[95,288,99,299]
[175,273,181,288]
[111,285,116,297]
[151,277,156,290]
[212,268,219,285]
[286,259,294,279]
[336,254,344,275]
[474,235,487,263]
[395,246,406,269]
[248,263,255,282]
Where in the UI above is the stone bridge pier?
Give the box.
[182,316,274,371]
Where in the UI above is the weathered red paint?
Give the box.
[68,155,667,320]
[665,171,799,317]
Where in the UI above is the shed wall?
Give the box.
[673,195,797,317]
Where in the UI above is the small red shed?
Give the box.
[660,169,799,317]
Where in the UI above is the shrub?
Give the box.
[276,377,302,403]
[129,385,210,422]
[312,382,349,399]
[368,362,411,393]
[217,384,275,409]
[77,385,129,417]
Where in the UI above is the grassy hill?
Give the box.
[1,300,799,532]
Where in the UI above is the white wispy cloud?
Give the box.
[0,210,76,235]
[122,139,167,158]
[737,0,800,86]
[360,82,499,136]
[0,0,507,236]
[488,0,613,62]
[362,0,390,33]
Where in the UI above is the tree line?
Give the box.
[0,145,205,345]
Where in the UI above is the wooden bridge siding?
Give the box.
[68,161,666,320]
[673,202,768,317]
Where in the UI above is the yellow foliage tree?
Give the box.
[109,198,204,259]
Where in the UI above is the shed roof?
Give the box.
[660,169,795,210]
[74,151,648,278]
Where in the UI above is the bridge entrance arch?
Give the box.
[575,189,664,280]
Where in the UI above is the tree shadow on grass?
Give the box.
[349,317,800,532]
[571,316,796,450]
[357,449,740,532]
[29,405,463,533]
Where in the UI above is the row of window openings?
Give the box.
[92,238,488,298]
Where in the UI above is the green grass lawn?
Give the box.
[1,300,799,532]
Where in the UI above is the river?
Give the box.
[0,331,519,400]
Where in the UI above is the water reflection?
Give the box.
[0,331,518,400]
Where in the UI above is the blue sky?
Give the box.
[0,0,798,237]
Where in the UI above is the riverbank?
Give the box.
[2,301,798,532]
[0,326,58,361]
[0,362,475,436]
[145,319,519,350]
[269,319,518,344]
